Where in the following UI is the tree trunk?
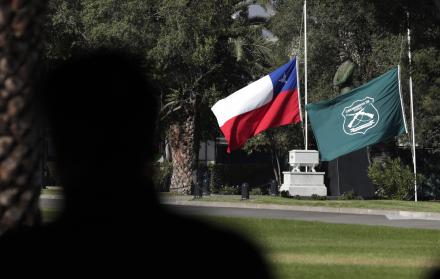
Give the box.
[0,1,45,235]
[168,114,197,194]
[270,149,281,188]
[268,133,282,187]
[275,151,282,188]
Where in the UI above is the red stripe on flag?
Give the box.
[220,89,301,152]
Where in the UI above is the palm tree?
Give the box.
[0,1,46,235]
[158,1,276,194]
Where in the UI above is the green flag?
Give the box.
[306,67,407,161]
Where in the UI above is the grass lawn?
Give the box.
[40,193,440,279]
[206,216,440,279]
[41,188,63,196]
[184,194,440,213]
[41,209,61,223]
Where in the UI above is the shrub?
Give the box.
[152,161,173,192]
[46,161,61,186]
[337,190,359,200]
[218,185,240,195]
[208,163,273,192]
[311,194,327,200]
[280,190,290,198]
[368,157,423,200]
[250,188,262,195]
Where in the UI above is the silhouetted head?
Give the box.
[39,49,158,214]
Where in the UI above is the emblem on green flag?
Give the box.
[342,97,379,135]
[306,67,407,161]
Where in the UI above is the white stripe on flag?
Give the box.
[211,75,273,127]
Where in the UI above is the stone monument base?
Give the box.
[280,171,327,197]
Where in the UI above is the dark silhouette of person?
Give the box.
[0,49,273,278]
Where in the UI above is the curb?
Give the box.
[161,199,440,221]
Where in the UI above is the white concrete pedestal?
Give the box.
[280,171,327,196]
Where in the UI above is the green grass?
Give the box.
[189,195,440,213]
[206,216,440,279]
[41,209,62,223]
[41,188,64,196]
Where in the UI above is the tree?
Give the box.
[154,0,276,193]
[45,0,275,194]
[368,157,424,200]
[45,0,158,59]
[367,0,440,152]
[269,0,440,198]
[243,125,303,188]
[225,2,307,188]
[271,0,404,102]
[412,48,440,150]
[0,1,46,234]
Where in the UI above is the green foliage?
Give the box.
[207,163,274,195]
[44,1,282,191]
[44,1,440,197]
[280,190,290,198]
[151,0,249,123]
[416,151,440,200]
[45,0,158,59]
[271,0,440,155]
[152,161,173,192]
[280,192,327,200]
[412,48,440,150]
[337,190,361,200]
[368,158,423,200]
[244,125,303,154]
[310,194,327,200]
[211,216,440,279]
[271,0,400,103]
[217,185,240,195]
[243,125,304,187]
[45,0,264,137]
[46,162,62,186]
[250,187,262,195]
[209,163,273,191]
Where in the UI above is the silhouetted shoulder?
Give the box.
[0,209,272,278]
[156,209,273,279]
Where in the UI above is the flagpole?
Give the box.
[407,11,418,202]
[397,65,409,134]
[304,0,308,150]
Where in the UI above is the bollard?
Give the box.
[202,171,210,196]
[193,182,202,199]
[241,182,249,200]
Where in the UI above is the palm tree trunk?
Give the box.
[0,1,45,234]
[168,114,197,194]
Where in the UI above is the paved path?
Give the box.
[164,203,440,230]
[40,195,440,230]
[40,195,63,210]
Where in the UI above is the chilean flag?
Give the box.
[211,58,302,152]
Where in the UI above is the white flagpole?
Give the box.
[397,65,409,134]
[407,12,418,202]
[304,0,308,150]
